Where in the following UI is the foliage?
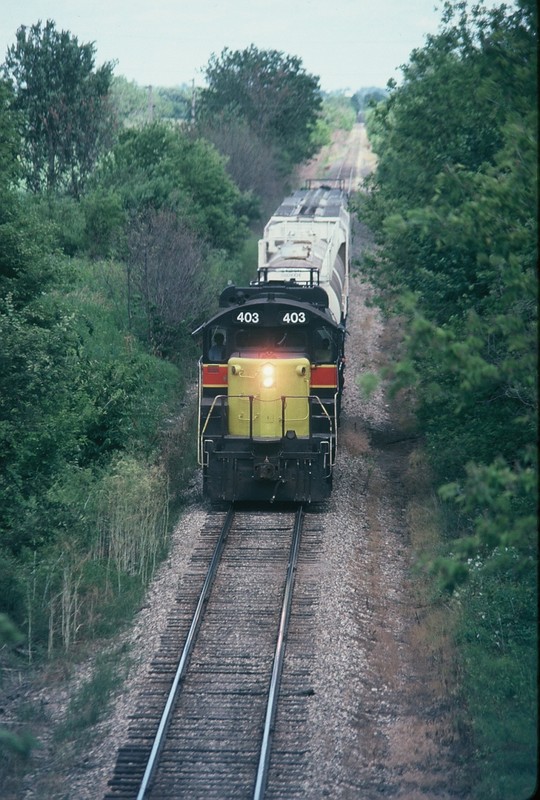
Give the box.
[359,1,537,794]
[110,77,192,126]
[452,552,537,799]
[155,85,191,121]
[53,645,130,742]
[81,189,125,258]
[361,0,537,544]
[0,188,183,651]
[96,122,249,253]
[3,19,115,197]
[0,615,39,760]
[351,86,387,121]
[0,17,258,695]
[5,452,171,660]
[0,282,181,554]
[0,728,37,759]
[310,93,357,151]
[93,456,170,586]
[125,208,215,354]
[198,45,322,172]
[0,81,21,191]
[22,185,125,260]
[93,122,253,350]
[110,75,151,126]
[0,194,60,305]
[196,112,285,223]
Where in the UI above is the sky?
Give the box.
[1,0,452,92]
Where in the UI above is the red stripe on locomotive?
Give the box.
[202,363,337,389]
[202,364,228,386]
[310,364,338,388]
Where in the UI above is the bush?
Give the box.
[453,554,537,799]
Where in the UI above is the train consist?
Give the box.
[193,180,351,503]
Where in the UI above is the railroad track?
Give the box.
[330,123,373,193]
[105,505,322,799]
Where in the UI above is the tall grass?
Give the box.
[18,454,172,659]
[94,455,170,586]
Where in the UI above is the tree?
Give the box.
[97,122,249,253]
[155,85,191,121]
[198,46,322,171]
[196,112,285,222]
[126,209,213,354]
[109,78,191,126]
[359,4,537,792]
[361,0,537,504]
[109,76,152,126]
[3,19,115,197]
[0,81,20,192]
[351,87,387,121]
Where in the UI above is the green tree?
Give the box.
[320,93,356,132]
[3,19,115,197]
[360,0,537,492]
[359,3,537,791]
[310,92,358,152]
[0,81,20,191]
[155,85,191,121]
[109,78,191,126]
[97,122,248,252]
[196,112,285,222]
[109,75,151,126]
[351,86,387,121]
[198,46,322,171]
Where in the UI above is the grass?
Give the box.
[53,643,132,744]
[454,560,537,800]
[405,445,538,799]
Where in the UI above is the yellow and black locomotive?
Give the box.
[194,182,350,503]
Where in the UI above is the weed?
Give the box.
[54,644,131,744]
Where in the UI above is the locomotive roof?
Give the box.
[192,283,342,336]
[271,186,348,219]
[219,282,329,306]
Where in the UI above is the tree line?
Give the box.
[359,1,537,796]
[1,18,353,695]
[2,24,367,766]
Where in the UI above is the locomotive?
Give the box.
[193,180,350,503]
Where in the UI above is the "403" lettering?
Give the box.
[235,311,259,323]
[282,312,306,324]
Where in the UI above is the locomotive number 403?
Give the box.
[234,310,307,324]
[282,312,306,324]
[235,311,259,323]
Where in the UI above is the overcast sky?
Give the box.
[1,0,458,92]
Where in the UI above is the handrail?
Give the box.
[199,393,337,464]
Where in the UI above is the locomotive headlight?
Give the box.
[261,363,275,388]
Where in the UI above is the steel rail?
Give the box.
[253,505,305,800]
[136,505,235,800]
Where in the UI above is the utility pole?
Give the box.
[191,79,196,125]
[147,85,154,122]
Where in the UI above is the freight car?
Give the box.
[193,180,350,503]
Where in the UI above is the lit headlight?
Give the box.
[261,363,275,388]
